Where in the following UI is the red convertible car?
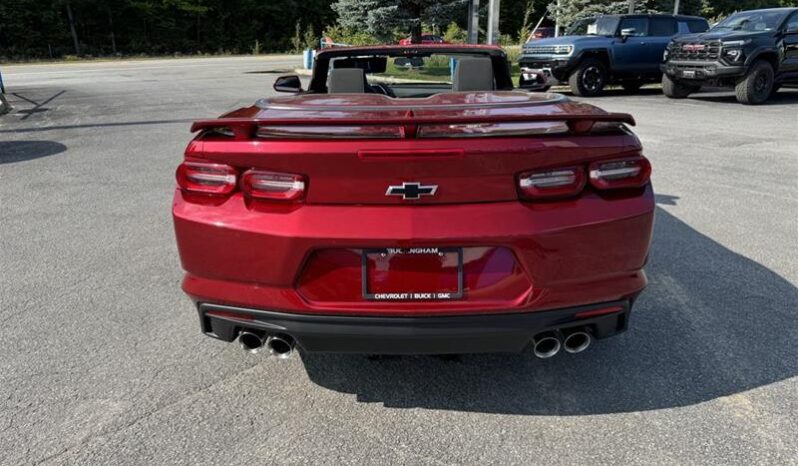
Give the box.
[173,45,654,358]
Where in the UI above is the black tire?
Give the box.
[662,74,698,99]
[621,81,644,93]
[735,60,774,105]
[569,59,607,97]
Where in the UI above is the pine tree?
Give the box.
[331,0,468,42]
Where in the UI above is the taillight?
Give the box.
[518,166,586,199]
[589,156,651,190]
[176,162,237,196]
[240,169,306,201]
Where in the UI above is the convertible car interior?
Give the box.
[274,45,517,99]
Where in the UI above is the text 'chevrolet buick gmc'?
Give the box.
[172,44,654,359]
[662,7,798,104]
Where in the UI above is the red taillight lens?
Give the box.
[518,166,586,199]
[176,162,237,196]
[240,170,306,201]
[589,156,651,190]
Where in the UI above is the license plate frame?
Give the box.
[682,70,696,79]
[361,247,464,301]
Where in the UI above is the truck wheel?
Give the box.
[621,81,644,93]
[735,60,774,105]
[662,74,697,99]
[569,59,607,97]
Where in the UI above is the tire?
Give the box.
[735,60,774,105]
[621,81,644,93]
[569,59,607,97]
[662,74,698,99]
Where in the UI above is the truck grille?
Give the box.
[524,46,559,54]
[669,41,721,61]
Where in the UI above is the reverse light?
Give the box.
[176,162,237,196]
[241,169,306,201]
[518,166,586,199]
[589,156,651,190]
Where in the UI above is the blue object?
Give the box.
[303,49,314,70]
[0,69,5,94]
[450,58,457,82]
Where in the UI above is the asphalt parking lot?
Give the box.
[1,55,797,465]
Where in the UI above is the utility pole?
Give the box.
[673,0,680,14]
[65,1,81,56]
[467,0,480,44]
[487,0,501,45]
[628,0,635,14]
[555,0,561,37]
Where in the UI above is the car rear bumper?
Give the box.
[198,299,635,354]
[174,186,654,317]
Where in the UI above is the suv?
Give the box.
[661,8,798,104]
[519,14,709,96]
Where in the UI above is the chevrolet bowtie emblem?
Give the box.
[386,182,438,200]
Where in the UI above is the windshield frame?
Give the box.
[711,10,790,33]
[565,16,621,36]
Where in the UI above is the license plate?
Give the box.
[362,247,463,301]
[682,70,696,78]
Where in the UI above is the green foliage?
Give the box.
[321,25,381,46]
[303,23,317,50]
[291,22,303,52]
[2,0,797,61]
[331,0,468,40]
[442,22,467,43]
[0,0,339,60]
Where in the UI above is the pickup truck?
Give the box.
[519,14,709,96]
[661,7,798,104]
[173,44,654,358]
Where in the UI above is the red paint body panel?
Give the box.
[173,87,654,320]
[174,184,653,316]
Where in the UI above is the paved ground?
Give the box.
[1,56,797,465]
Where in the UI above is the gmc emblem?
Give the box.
[683,44,706,52]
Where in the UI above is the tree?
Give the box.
[332,0,468,42]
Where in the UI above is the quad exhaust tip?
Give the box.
[239,331,296,358]
[563,329,592,354]
[239,330,267,354]
[532,332,562,359]
[266,335,296,359]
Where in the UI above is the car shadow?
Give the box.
[0,140,67,164]
[11,90,66,120]
[551,87,664,98]
[687,88,798,105]
[301,194,798,414]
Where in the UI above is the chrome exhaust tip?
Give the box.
[266,335,295,359]
[563,329,592,354]
[532,332,562,359]
[239,330,266,354]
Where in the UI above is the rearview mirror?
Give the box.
[274,75,303,93]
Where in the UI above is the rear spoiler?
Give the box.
[190,113,636,139]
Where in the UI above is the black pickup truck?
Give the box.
[661,7,798,104]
